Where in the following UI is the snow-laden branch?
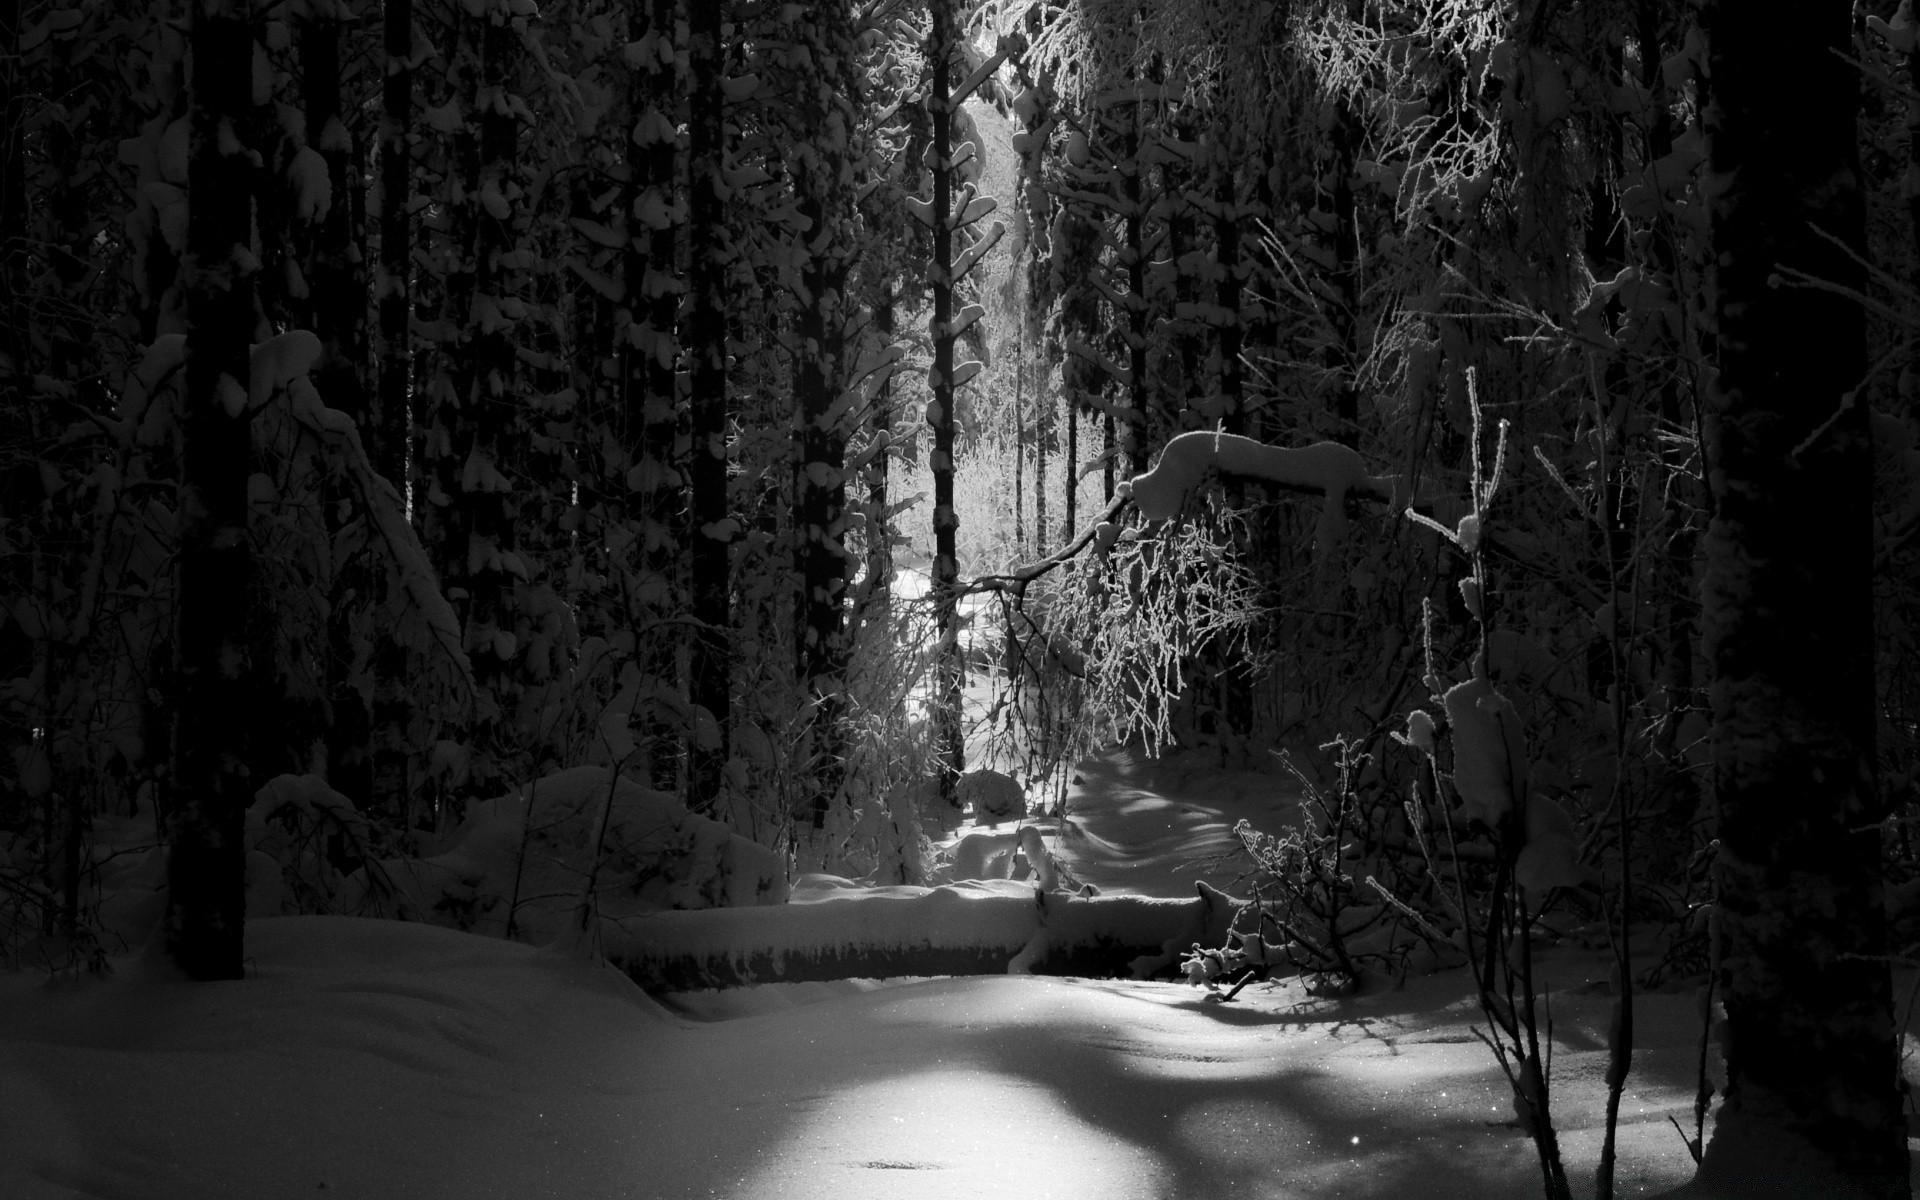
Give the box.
[963,431,1410,599]
[1127,430,1400,519]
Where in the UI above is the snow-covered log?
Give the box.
[608,879,1245,991]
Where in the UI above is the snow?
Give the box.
[1039,744,1304,897]
[0,914,1715,1199]
[287,145,332,222]
[1126,432,1398,528]
[0,745,1834,1199]
[956,767,1025,822]
[1440,677,1525,828]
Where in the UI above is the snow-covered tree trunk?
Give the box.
[1691,1,1909,1194]
[684,0,731,815]
[167,0,256,981]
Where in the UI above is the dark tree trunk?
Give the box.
[794,165,850,827]
[372,0,416,827]
[685,0,731,814]
[300,4,375,809]
[168,0,256,982]
[926,0,964,816]
[1120,97,1148,477]
[0,0,21,374]
[1212,119,1245,437]
[866,287,895,612]
[1322,101,1359,447]
[1691,1,1908,1194]
[631,0,684,794]
[376,0,412,491]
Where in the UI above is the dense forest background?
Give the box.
[6,0,1920,951]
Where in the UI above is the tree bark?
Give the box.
[1690,1,1908,1194]
[926,0,964,818]
[630,0,684,795]
[168,0,256,981]
[685,0,732,815]
[376,0,412,491]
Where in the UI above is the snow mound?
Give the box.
[957,768,1027,823]
[335,766,785,943]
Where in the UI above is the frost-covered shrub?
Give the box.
[1227,739,1457,990]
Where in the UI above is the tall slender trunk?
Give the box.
[632,0,684,793]
[1120,97,1148,476]
[377,0,412,491]
[301,4,375,808]
[168,0,256,981]
[926,0,964,817]
[684,0,731,814]
[867,288,895,610]
[1208,120,1252,740]
[1323,100,1359,446]
[1692,2,1907,1194]
[0,0,22,384]
[794,155,851,827]
[440,6,527,796]
[1063,396,1077,542]
[1013,359,1026,559]
[1034,369,1048,556]
[372,0,415,827]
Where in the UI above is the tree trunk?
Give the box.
[371,0,416,829]
[794,155,851,828]
[685,0,732,815]
[926,0,964,817]
[168,0,256,982]
[1690,1,1908,1194]
[867,287,895,611]
[300,3,375,810]
[376,0,412,491]
[631,0,684,794]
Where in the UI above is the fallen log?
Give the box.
[607,880,1247,991]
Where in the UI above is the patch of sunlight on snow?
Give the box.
[731,1067,1168,1200]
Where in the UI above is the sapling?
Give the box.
[1396,372,1596,1200]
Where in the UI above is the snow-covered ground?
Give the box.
[1039,744,1305,897]
[0,914,1711,1199]
[0,747,1784,1199]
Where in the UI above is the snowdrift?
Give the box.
[300,766,786,940]
[609,877,1244,990]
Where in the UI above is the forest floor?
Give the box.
[0,747,1848,1199]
